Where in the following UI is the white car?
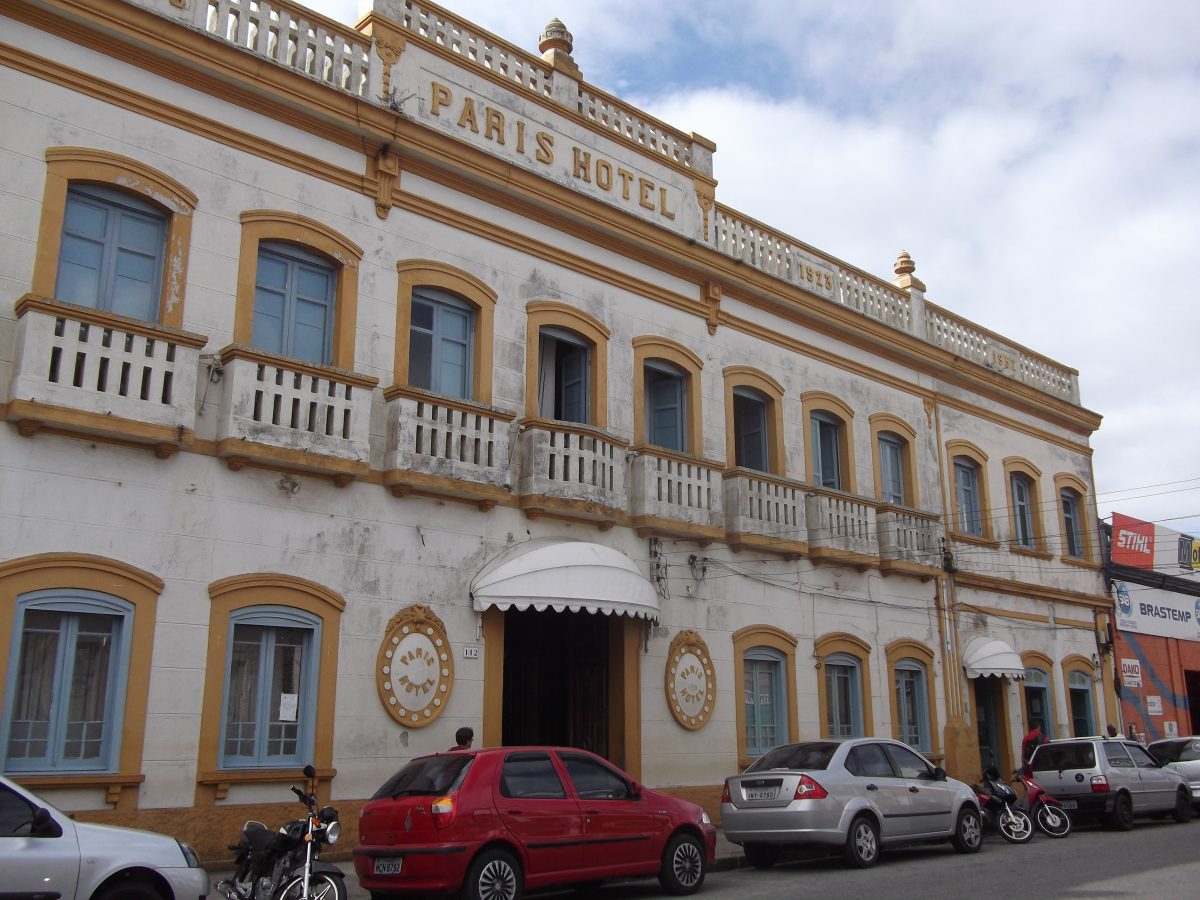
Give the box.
[0,774,209,900]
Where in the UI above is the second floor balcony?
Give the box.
[215,344,377,485]
[877,506,944,578]
[6,295,206,457]
[805,487,879,567]
[723,469,808,556]
[630,448,724,542]
[517,419,628,528]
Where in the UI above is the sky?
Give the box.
[307,0,1200,540]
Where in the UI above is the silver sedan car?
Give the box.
[721,738,982,868]
[0,774,209,900]
[1149,736,1200,808]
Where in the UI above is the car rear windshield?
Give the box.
[1150,739,1200,763]
[372,755,472,799]
[746,742,838,773]
[1031,742,1096,772]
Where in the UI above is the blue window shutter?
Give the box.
[252,243,335,364]
[56,186,166,322]
[879,434,905,505]
[733,389,768,472]
[410,289,474,398]
[646,363,685,451]
[812,414,842,490]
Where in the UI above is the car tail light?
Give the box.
[720,781,731,804]
[1091,775,1110,793]
[794,775,828,800]
[431,793,456,828]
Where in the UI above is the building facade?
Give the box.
[1107,514,1200,740]
[0,0,1113,861]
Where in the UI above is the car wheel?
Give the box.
[95,880,162,900]
[1172,788,1193,823]
[1108,793,1135,831]
[461,849,522,900]
[743,842,780,869]
[951,806,983,852]
[844,814,880,868]
[658,832,706,895]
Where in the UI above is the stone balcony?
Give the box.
[517,419,627,528]
[877,505,944,579]
[629,447,724,542]
[6,295,206,457]
[214,344,377,484]
[804,487,879,567]
[722,469,808,557]
[382,386,516,508]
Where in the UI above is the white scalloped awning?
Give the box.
[470,539,659,620]
[962,636,1026,679]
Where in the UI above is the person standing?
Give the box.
[1021,721,1047,765]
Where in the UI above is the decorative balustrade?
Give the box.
[804,488,878,563]
[383,387,515,504]
[723,470,807,553]
[835,266,913,331]
[517,420,627,522]
[391,0,552,96]
[926,306,1078,402]
[216,345,377,482]
[7,296,205,453]
[198,0,370,96]
[876,507,943,574]
[629,449,723,539]
[576,87,695,169]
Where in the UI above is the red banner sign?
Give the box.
[1112,513,1154,568]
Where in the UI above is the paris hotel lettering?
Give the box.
[429,81,678,221]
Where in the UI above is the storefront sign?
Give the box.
[665,629,715,730]
[1112,513,1154,568]
[1179,534,1199,571]
[1114,581,1200,642]
[1120,658,1143,687]
[376,604,455,727]
[1147,695,1163,716]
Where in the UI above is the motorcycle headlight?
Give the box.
[325,820,341,844]
[177,840,202,868]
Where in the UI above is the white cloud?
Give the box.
[305,0,1200,531]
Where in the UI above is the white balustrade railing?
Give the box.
[199,0,370,96]
[517,421,626,510]
[393,0,552,96]
[805,489,878,558]
[723,470,806,545]
[876,508,942,567]
[835,265,913,331]
[218,347,374,463]
[576,88,694,169]
[926,306,1078,402]
[9,297,204,432]
[630,450,723,530]
[386,389,514,488]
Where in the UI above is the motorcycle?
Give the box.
[1015,764,1072,838]
[973,765,1034,843]
[216,765,347,900]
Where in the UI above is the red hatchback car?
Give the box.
[354,746,716,899]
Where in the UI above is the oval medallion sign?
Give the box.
[665,630,715,730]
[377,605,454,727]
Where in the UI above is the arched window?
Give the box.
[1061,488,1085,559]
[251,242,336,365]
[732,387,770,472]
[645,359,688,451]
[723,367,785,476]
[221,606,321,768]
[743,647,786,756]
[538,326,592,423]
[2,590,134,773]
[803,393,856,493]
[1068,670,1096,736]
[633,336,703,454]
[811,412,844,490]
[954,457,984,536]
[825,652,864,738]
[893,658,930,752]
[1024,666,1054,739]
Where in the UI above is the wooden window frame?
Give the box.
[632,336,703,453]
[723,367,784,475]
[815,632,874,739]
[869,413,920,507]
[525,301,610,426]
[886,638,940,757]
[802,392,857,493]
[732,625,798,769]
[946,439,993,541]
[1054,473,1094,562]
[1019,651,1058,740]
[1061,654,1098,737]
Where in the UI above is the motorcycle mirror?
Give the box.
[303,764,317,780]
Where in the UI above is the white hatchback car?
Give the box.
[0,774,209,900]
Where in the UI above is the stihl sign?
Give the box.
[1112,513,1154,569]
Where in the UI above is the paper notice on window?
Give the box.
[279,693,298,722]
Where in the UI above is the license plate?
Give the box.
[374,858,403,875]
[747,789,778,801]
[1060,800,1077,810]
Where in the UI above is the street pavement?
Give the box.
[209,817,1199,898]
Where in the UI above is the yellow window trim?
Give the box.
[632,335,703,452]
[733,625,799,768]
[815,632,874,739]
[869,412,921,508]
[723,366,785,476]
[34,147,198,330]
[0,553,162,811]
[233,210,362,369]
[802,392,857,494]
[885,638,941,758]
[195,573,344,806]
[524,300,611,427]
[395,259,497,403]
[1053,472,1095,563]
[1002,457,1046,552]
[946,438,993,540]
